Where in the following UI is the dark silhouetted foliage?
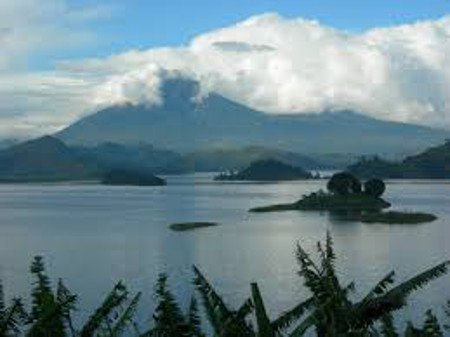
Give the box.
[0,281,27,337]
[327,172,362,196]
[364,178,386,197]
[214,159,312,181]
[144,273,202,337]
[0,235,448,337]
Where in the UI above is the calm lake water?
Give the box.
[0,173,449,332]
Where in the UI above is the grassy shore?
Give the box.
[250,193,391,213]
[357,211,438,224]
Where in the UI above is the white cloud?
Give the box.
[0,72,100,137]
[0,0,114,137]
[0,0,114,71]
[1,12,450,137]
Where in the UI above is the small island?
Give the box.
[214,159,313,181]
[250,172,437,224]
[169,222,220,232]
[101,169,166,186]
[355,211,437,224]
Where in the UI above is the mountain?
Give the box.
[0,139,20,149]
[57,78,449,157]
[347,140,450,179]
[0,136,93,181]
[214,159,313,181]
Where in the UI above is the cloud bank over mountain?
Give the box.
[87,13,450,127]
[1,11,450,136]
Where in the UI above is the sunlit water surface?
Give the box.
[0,174,448,333]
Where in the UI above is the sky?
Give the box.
[28,0,450,69]
[1,0,450,137]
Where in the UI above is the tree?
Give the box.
[275,232,450,336]
[1,245,450,337]
[327,172,362,196]
[193,266,254,337]
[0,282,27,337]
[28,256,69,337]
[27,256,141,337]
[444,300,450,332]
[250,283,275,337]
[249,282,314,337]
[403,310,444,337]
[192,233,449,337]
[78,282,141,337]
[364,179,386,197]
[142,273,203,337]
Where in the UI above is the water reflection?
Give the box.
[0,176,448,328]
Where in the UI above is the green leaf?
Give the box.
[271,297,314,333]
[251,283,275,337]
[79,282,129,337]
[109,292,141,337]
[355,261,450,326]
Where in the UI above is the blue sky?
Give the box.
[49,0,450,66]
[1,0,450,136]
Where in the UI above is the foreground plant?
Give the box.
[142,273,204,337]
[193,266,255,337]
[0,232,448,337]
[191,232,449,337]
[1,256,141,337]
[0,282,27,336]
[283,232,449,336]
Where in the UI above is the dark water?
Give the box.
[0,174,449,332]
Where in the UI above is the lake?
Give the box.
[0,173,449,332]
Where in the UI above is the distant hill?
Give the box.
[0,135,328,182]
[101,169,166,186]
[57,78,449,157]
[0,137,185,182]
[347,157,406,179]
[0,136,93,181]
[347,140,450,179]
[402,140,450,178]
[73,142,186,174]
[182,146,324,172]
[214,159,313,181]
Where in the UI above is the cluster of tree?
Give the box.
[214,159,313,181]
[327,172,386,198]
[0,233,448,337]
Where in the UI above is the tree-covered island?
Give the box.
[250,172,437,224]
[214,159,313,181]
